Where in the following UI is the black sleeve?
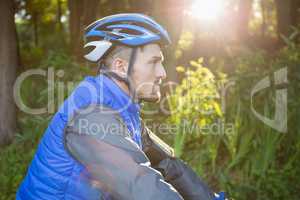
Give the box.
[156,158,215,200]
[64,105,183,200]
[141,120,175,166]
[141,121,215,200]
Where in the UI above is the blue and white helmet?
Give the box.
[84,13,171,62]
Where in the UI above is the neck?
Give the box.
[111,77,130,96]
[112,77,140,103]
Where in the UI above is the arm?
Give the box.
[156,158,215,200]
[64,105,183,200]
[141,121,215,200]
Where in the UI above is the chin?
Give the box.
[139,91,161,103]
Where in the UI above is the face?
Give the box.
[130,44,167,102]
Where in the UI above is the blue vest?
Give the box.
[16,75,142,200]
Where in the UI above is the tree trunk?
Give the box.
[68,0,100,61]
[68,0,83,59]
[83,0,100,26]
[291,0,300,27]
[275,0,292,38]
[57,0,63,31]
[32,12,39,46]
[153,0,185,83]
[237,0,252,41]
[261,0,267,38]
[0,0,18,146]
[129,0,153,14]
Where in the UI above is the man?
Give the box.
[16,13,218,200]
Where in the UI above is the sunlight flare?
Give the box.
[187,0,225,22]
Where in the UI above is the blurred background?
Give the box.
[0,0,300,199]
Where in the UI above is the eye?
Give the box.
[148,60,157,65]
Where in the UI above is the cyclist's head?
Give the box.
[84,13,171,102]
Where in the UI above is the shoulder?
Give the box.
[65,104,147,163]
[67,104,130,138]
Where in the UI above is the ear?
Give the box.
[112,58,128,76]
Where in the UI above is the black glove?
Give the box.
[156,158,215,200]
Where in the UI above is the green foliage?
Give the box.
[0,115,50,200]
[2,1,300,199]
[169,58,222,157]
[175,31,195,59]
[169,44,300,199]
[0,52,87,200]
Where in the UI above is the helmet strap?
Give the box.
[100,47,139,102]
[126,47,138,102]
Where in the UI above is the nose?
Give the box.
[156,63,167,80]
